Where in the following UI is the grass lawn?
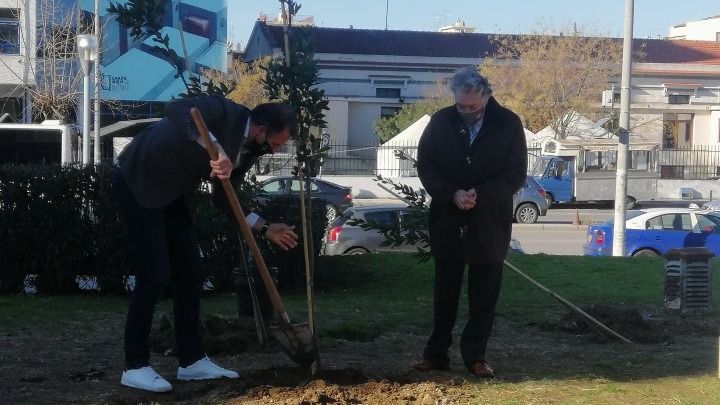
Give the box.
[2,253,719,404]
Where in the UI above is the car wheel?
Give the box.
[515,203,539,224]
[625,196,637,210]
[545,193,554,207]
[325,204,339,222]
[632,248,658,257]
[344,247,370,255]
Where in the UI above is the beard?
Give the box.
[244,138,272,156]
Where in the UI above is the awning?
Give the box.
[99,118,161,138]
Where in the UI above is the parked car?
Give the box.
[700,200,720,211]
[583,207,720,257]
[323,205,525,256]
[255,176,353,221]
[512,176,549,224]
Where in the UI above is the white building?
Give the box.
[0,0,36,122]
[669,15,720,41]
[244,21,720,154]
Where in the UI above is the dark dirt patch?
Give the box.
[2,306,718,405]
[538,304,719,344]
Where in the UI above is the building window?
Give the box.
[668,94,691,104]
[376,88,401,99]
[380,107,400,118]
[0,8,20,55]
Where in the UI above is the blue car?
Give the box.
[583,208,720,257]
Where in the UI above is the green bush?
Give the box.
[257,194,329,290]
[0,164,327,295]
[0,163,131,294]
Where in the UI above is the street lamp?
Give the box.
[77,34,98,165]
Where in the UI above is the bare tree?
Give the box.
[481,24,624,138]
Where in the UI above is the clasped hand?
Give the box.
[453,188,476,210]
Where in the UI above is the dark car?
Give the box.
[323,205,525,256]
[255,176,353,221]
[512,176,549,224]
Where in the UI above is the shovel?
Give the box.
[237,231,268,347]
[190,107,317,367]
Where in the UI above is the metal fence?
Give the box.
[255,140,720,181]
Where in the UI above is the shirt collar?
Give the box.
[234,117,252,167]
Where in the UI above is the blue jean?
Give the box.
[111,167,205,369]
[422,259,503,367]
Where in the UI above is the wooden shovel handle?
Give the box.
[190,107,290,323]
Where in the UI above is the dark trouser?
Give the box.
[422,258,503,367]
[111,168,205,369]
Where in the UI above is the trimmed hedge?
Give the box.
[0,164,327,295]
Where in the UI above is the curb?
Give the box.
[513,223,589,230]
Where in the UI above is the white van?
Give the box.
[0,120,78,165]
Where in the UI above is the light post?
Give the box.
[77,34,98,165]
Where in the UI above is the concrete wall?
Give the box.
[656,179,720,200]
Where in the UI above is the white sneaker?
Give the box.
[120,366,172,392]
[177,356,239,381]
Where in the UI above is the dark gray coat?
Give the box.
[417,97,527,264]
[117,96,256,213]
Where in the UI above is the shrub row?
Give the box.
[0,164,327,295]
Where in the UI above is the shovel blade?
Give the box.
[270,322,316,367]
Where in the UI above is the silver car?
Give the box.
[323,204,524,256]
[323,205,418,255]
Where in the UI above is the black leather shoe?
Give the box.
[468,361,494,378]
[412,358,450,371]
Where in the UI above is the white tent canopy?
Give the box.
[530,112,613,143]
[376,114,430,177]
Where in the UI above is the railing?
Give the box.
[254,140,720,181]
[657,146,720,180]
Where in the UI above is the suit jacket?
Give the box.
[417,97,527,264]
[118,96,257,213]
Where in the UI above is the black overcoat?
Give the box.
[417,97,527,264]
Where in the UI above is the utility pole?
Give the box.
[612,0,634,256]
[93,0,101,164]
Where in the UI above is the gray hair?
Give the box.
[449,66,492,97]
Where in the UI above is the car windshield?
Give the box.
[329,208,355,227]
[697,212,720,232]
[529,158,550,177]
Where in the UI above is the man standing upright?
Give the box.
[413,66,527,378]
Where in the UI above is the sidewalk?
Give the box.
[353,198,407,207]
